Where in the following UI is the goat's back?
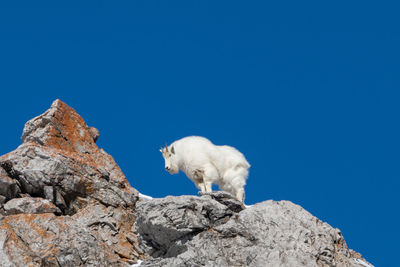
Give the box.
[172,136,216,165]
[172,136,249,171]
[217,145,250,169]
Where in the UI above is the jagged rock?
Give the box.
[0,196,6,205]
[0,167,20,200]
[3,197,60,215]
[43,185,67,209]
[1,200,138,266]
[199,191,245,213]
[0,99,139,266]
[1,100,137,210]
[88,127,100,143]
[136,192,372,267]
[136,193,240,258]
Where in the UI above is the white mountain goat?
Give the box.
[160,136,250,202]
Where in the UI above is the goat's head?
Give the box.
[160,143,179,174]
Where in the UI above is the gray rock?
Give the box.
[0,203,134,266]
[199,191,245,213]
[0,195,6,205]
[0,166,21,200]
[136,192,372,267]
[3,197,60,215]
[43,185,67,209]
[136,193,238,258]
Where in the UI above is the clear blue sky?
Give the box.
[1,1,399,266]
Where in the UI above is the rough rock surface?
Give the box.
[136,192,373,267]
[3,197,60,215]
[0,100,139,266]
[0,100,372,267]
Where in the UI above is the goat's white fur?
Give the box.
[160,136,250,202]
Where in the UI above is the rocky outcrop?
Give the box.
[0,100,140,266]
[0,100,372,267]
[136,192,372,267]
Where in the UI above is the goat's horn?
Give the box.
[165,142,168,152]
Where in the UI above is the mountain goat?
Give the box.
[160,136,250,202]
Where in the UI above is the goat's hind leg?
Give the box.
[223,166,247,203]
[235,187,245,203]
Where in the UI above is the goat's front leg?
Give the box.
[203,163,218,193]
[197,182,206,193]
[204,180,212,193]
[193,169,206,193]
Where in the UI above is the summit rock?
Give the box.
[0,100,139,266]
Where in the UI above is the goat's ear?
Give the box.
[171,146,175,154]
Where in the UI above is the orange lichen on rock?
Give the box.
[0,99,140,266]
[18,99,134,196]
[22,99,98,154]
[0,223,42,266]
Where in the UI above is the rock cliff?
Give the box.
[0,100,372,267]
